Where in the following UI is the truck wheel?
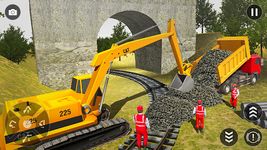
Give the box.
[99,108,110,121]
[221,83,231,95]
[250,75,257,85]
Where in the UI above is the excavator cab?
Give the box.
[71,75,103,107]
[71,74,91,94]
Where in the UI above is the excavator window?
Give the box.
[71,78,77,91]
[82,79,90,94]
[77,80,81,93]
[71,78,91,94]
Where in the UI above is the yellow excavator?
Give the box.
[0,19,194,150]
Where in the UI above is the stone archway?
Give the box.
[100,11,162,73]
[30,0,196,89]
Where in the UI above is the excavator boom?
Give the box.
[82,19,194,106]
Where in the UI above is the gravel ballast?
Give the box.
[146,49,232,130]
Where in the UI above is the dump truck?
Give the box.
[188,36,263,94]
[0,19,193,150]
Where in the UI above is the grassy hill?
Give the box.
[0,56,53,102]
[19,55,38,73]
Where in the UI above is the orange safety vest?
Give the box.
[231,88,238,98]
[196,105,204,117]
[134,114,146,129]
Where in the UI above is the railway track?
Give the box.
[110,70,180,150]
[118,124,180,150]
[110,69,169,103]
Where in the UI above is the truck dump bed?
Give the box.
[214,36,251,84]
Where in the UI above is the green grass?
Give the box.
[19,55,38,73]
[0,56,53,102]
[174,60,267,149]
[1,53,267,150]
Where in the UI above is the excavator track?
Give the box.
[21,118,130,150]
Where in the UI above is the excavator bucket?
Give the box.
[169,73,194,92]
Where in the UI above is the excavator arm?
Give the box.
[81,19,191,106]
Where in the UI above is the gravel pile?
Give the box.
[146,95,194,130]
[167,83,223,106]
[192,49,232,87]
[146,49,231,131]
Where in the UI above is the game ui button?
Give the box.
[244,103,262,122]
[5,4,21,20]
[247,5,262,20]
[244,128,262,146]
[220,128,238,146]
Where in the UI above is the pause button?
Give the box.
[247,5,262,20]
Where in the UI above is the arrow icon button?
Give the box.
[220,128,238,146]
[244,103,262,122]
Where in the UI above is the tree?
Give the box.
[219,0,250,36]
[0,25,31,64]
[206,13,224,33]
[210,0,267,51]
[110,22,130,42]
[97,37,115,53]
[97,22,130,52]
[245,0,267,52]
[196,0,217,33]
[28,37,36,56]
[0,11,4,18]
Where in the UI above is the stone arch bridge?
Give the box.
[29,0,196,89]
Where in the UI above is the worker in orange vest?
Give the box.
[133,105,150,150]
[193,100,206,133]
[230,84,239,110]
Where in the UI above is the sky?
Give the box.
[0,0,222,39]
[0,0,32,39]
[210,0,222,13]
